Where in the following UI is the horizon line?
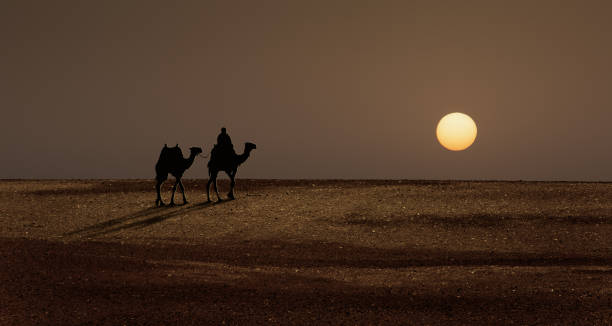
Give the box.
[1,178,611,184]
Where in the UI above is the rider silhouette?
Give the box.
[215,127,234,158]
[217,127,232,148]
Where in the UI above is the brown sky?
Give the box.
[2,1,611,180]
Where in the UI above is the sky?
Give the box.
[2,0,611,181]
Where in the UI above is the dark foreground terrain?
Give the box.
[1,180,611,325]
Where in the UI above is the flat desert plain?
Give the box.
[1,179,611,325]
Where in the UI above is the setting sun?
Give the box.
[436,112,477,151]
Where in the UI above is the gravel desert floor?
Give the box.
[1,179,611,325]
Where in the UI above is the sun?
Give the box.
[436,112,477,151]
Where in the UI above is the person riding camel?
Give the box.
[217,127,232,148]
[214,127,234,158]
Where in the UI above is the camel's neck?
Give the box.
[184,153,198,169]
[236,148,252,166]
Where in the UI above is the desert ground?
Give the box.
[1,179,611,325]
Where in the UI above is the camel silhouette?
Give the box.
[206,142,256,202]
[155,144,203,206]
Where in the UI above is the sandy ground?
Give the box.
[1,179,611,325]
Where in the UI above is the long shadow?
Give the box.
[62,206,168,237]
[83,201,229,238]
[62,200,227,239]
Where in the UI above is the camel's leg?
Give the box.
[206,176,212,202]
[212,173,222,202]
[206,170,217,202]
[155,177,166,206]
[178,179,188,204]
[227,170,236,200]
[170,180,178,206]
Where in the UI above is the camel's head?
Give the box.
[245,142,257,152]
[189,147,203,156]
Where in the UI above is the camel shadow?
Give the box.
[62,201,227,239]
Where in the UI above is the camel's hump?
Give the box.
[158,145,183,161]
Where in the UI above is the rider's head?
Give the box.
[221,127,226,134]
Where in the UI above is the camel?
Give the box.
[155,144,203,206]
[206,142,256,202]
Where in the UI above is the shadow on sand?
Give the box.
[62,200,228,239]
